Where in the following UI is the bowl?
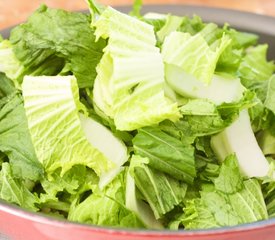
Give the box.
[0,4,275,240]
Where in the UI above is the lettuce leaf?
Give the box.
[68,169,144,228]
[10,5,105,88]
[0,73,16,98]
[0,40,25,88]
[0,74,43,181]
[214,154,243,194]
[133,127,196,184]
[162,31,231,84]
[93,7,180,131]
[39,165,98,214]
[262,179,275,218]
[264,75,275,115]
[181,156,268,230]
[22,75,113,177]
[130,155,187,219]
[125,167,163,229]
[0,163,39,211]
[239,45,275,86]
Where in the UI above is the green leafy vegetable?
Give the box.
[239,45,274,86]
[133,127,196,183]
[162,31,231,84]
[0,73,16,98]
[22,75,113,177]
[211,110,271,178]
[0,74,43,181]
[130,155,187,219]
[93,6,180,131]
[125,167,163,229]
[0,0,274,231]
[0,163,39,211]
[0,41,25,88]
[264,75,275,114]
[10,5,105,88]
[68,170,144,228]
[214,154,243,194]
[181,156,268,230]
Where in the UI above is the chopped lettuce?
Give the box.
[0,40,25,88]
[93,7,180,131]
[130,155,187,219]
[181,155,268,230]
[68,169,144,228]
[10,5,105,88]
[125,167,163,229]
[0,74,43,181]
[133,126,196,183]
[0,0,274,231]
[264,75,275,115]
[211,110,272,178]
[0,72,16,98]
[164,65,244,105]
[0,163,39,211]
[239,45,275,86]
[162,31,231,84]
[156,15,183,42]
[22,75,115,179]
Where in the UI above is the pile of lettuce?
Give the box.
[0,0,275,230]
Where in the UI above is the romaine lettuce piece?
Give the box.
[0,163,39,211]
[183,179,268,229]
[264,75,275,115]
[79,113,128,188]
[22,75,124,185]
[125,168,163,229]
[159,90,254,147]
[156,15,183,42]
[10,5,105,88]
[93,7,180,131]
[40,165,98,214]
[162,31,231,85]
[181,155,268,230]
[165,64,244,105]
[216,28,258,74]
[130,155,187,219]
[0,40,25,88]
[211,110,273,178]
[0,74,43,181]
[133,127,196,183]
[239,44,275,86]
[68,169,144,228]
[41,165,97,200]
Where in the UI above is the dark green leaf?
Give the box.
[131,155,187,219]
[133,127,196,183]
[0,93,43,181]
[0,163,39,211]
[10,5,106,88]
[0,73,15,98]
[68,169,144,228]
[214,154,243,194]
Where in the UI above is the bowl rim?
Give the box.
[0,3,275,236]
[1,199,275,236]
